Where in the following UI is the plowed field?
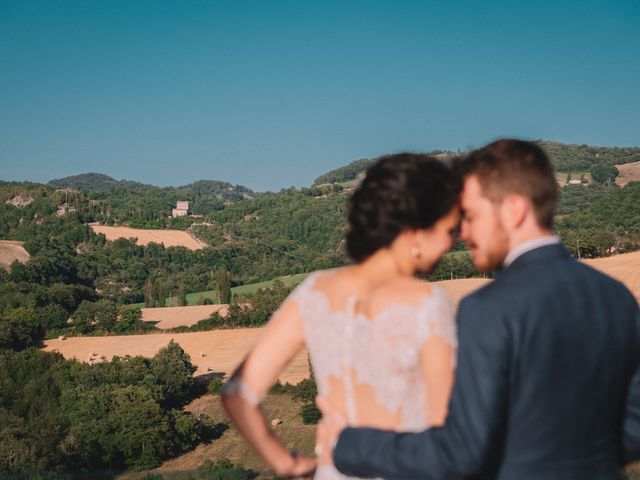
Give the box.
[91,225,207,250]
[141,304,230,329]
[584,250,640,301]
[616,161,640,186]
[43,329,309,384]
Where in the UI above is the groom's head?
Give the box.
[455,139,558,271]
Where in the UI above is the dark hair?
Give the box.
[346,153,461,263]
[454,139,558,229]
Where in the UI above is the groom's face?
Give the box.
[459,175,510,271]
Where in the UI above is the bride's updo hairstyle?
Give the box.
[346,153,461,263]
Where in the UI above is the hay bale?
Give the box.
[271,418,282,427]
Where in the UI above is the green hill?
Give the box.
[312,150,458,186]
[2,140,639,308]
[48,172,152,191]
[538,140,640,171]
[312,142,640,186]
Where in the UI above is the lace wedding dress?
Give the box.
[288,271,457,480]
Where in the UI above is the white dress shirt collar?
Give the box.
[503,235,561,268]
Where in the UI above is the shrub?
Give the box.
[208,377,223,394]
[196,459,257,480]
[39,304,69,330]
[0,308,45,351]
[591,162,618,183]
[300,402,321,425]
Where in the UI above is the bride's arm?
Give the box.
[221,298,315,477]
[420,336,455,426]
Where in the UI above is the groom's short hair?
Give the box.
[455,139,558,229]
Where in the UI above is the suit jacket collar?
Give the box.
[501,243,572,274]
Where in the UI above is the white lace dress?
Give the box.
[288,271,457,480]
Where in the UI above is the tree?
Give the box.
[166,409,212,457]
[94,299,117,331]
[38,303,69,330]
[144,277,155,308]
[144,276,166,308]
[0,408,34,471]
[154,278,166,308]
[115,307,143,332]
[214,268,232,304]
[62,384,169,470]
[72,300,96,334]
[0,308,45,351]
[108,386,169,469]
[591,162,618,183]
[176,285,187,307]
[151,341,196,409]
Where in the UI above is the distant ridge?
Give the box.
[177,179,255,198]
[24,141,640,192]
[313,150,460,186]
[313,142,640,186]
[47,173,257,198]
[313,158,372,186]
[48,172,153,190]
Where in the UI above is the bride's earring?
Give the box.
[410,246,421,259]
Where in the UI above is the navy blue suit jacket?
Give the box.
[334,244,640,479]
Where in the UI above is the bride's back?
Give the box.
[290,267,456,432]
[221,155,462,480]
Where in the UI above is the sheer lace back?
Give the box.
[289,271,457,432]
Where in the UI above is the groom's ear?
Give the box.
[500,194,529,231]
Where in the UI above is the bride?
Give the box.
[222,153,461,479]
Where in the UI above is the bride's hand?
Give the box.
[275,452,317,479]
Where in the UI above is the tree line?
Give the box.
[0,341,218,474]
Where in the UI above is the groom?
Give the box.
[317,139,640,479]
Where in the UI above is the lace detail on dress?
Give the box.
[289,272,457,432]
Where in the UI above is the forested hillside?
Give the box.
[0,141,637,344]
[48,172,153,190]
[1,141,639,302]
[0,342,218,472]
[313,150,458,186]
[45,174,257,227]
[312,142,640,186]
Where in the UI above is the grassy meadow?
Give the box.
[131,272,310,308]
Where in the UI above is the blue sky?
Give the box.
[1,0,639,191]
